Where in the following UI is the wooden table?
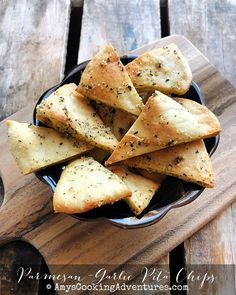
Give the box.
[0,1,235,294]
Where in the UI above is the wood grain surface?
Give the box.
[169,0,236,86]
[0,36,235,295]
[78,0,161,62]
[0,0,70,121]
[169,2,236,288]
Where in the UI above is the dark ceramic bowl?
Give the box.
[33,57,220,229]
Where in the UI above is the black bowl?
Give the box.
[33,57,220,229]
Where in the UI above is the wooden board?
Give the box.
[0,36,235,290]
[169,2,236,289]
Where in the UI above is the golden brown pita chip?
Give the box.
[125,43,192,94]
[36,83,118,152]
[53,157,132,214]
[108,166,159,215]
[77,44,144,116]
[125,140,215,188]
[6,120,92,175]
[105,91,221,165]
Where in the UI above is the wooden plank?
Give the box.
[78,0,161,62]
[168,1,236,293]
[78,0,170,281]
[0,0,70,121]
[168,0,236,87]
[0,1,71,294]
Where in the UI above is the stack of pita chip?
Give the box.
[105,91,221,188]
[7,43,221,217]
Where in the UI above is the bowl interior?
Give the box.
[33,57,219,228]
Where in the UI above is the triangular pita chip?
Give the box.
[125,43,192,94]
[36,83,118,152]
[6,120,92,175]
[108,166,159,215]
[77,43,144,115]
[124,140,215,188]
[53,157,132,214]
[105,91,221,165]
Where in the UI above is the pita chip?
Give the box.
[36,83,118,152]
[105,91,221,164]
[77,43,144,116]
[53,157,132,214]
[6,120,92,175]
[108,166,159,215]
[125,140,215,188]
[125,43,192,94]
[174,97,221,133]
